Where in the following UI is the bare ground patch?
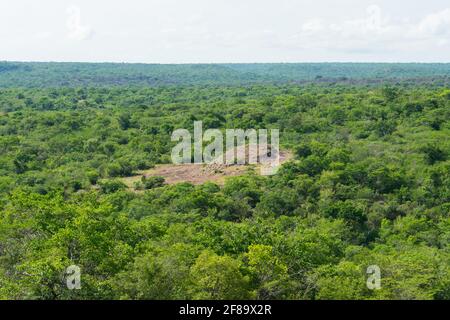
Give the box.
[121,149,293,189]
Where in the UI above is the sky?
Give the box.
[0,0,449,63]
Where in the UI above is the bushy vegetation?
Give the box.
[0,61,449,87]
[0,64,449,300]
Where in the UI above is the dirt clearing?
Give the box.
[121,149,293,188]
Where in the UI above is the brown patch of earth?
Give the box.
[121,149,293,189]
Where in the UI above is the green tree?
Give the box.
[189,250,251,299]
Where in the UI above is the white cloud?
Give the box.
[66,6,93,41]
[0,0,449,62]
[418,8,450,36]
[301,5,390,39]
[302,18,325,34]
[283,5,450,57]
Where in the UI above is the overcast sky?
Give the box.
[1,0,449,63]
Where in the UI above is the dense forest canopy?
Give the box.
[0,63,449,300]
[0,62,449,87]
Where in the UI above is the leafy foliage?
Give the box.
[0,65,449,300]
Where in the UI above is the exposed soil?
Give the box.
[121,148,293,188]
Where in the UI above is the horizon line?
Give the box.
[2,60,450,65]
